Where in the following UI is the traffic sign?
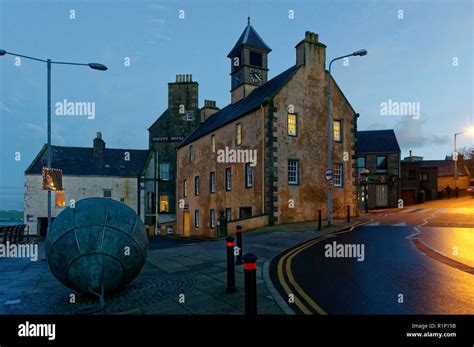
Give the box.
[325,169,333,181]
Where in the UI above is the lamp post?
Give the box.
[327,49,367,225]
[0,49,107,234]
[454,128,473,189]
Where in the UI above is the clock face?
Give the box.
[249,69,263,85]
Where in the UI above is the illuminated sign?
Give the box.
[42,167,63,191]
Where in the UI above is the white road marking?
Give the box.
[416,208,432,213]
[392,222,407,226]
[437,208,448,213]
[405,227,421,239]
[399,209,415,213]
[366,222,380,226]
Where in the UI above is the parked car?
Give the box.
[467,180,474,197]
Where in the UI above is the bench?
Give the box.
[0,224,28,244]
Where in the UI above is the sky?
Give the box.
[0,0,472,210]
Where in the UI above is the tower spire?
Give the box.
[247,16,250,25]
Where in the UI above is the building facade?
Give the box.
[145,75,214,234]
[24,133,148,236]
[176,23,359,238]
[355,130,401,210]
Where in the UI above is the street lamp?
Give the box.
[0,49,107,234]
[454,127,474,189]
[327,49,367,225]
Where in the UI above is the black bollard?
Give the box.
[225,236,236,293]
[242,253,258,315]
[318,210,322,230]
[235,225,243,265]
[347,205,350,223]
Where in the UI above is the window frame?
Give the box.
[210,171,216,193]
[186,111,193,121]
[245,163,253,188]
[189,145,193,162]
[357,156,366,173]
[333,120,342,143]
[288,159,299,185]
[159,162,170,181]
[408,170,416,180]
[194,210,200,228]
[287,113,298,137]
[226,208,232,222]
[235,123,242,146]
[376,155,388,173]
[159,195,169,213]
[420,172,429,182]
[225,167,232,191]
[194,176,200,196]
[183,179,187,197]
[103,189,112,198]
[55,190,66,207]
[210,209,216,228]
[211,135,216,153]
[333,162,344,187]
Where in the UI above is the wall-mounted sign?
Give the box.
[42,167,63,191]
[152,136,184,142]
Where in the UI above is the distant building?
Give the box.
[144,74,217,235]
[176,23,359,238]
[401,152,470,203]
[24,132,148,236]
[355,130,401,209]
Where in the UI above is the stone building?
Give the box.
[145,75,218,234]
[176,21,359,238]
[401,152,471,203]
[24,132,148,236]
[355,130,401,209]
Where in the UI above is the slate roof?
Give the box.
[419,160,469,176]
[25,145,149,177]
[356,130,401,154]
[227,21,272,57]
[179,65,299,148]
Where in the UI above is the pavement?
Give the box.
[0,218,359,315]
[271,197,474,314]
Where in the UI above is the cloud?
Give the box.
[0,101,11,113]
[25,122,45,136]
[394,116,449,150]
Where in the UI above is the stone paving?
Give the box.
[0,219,360,315]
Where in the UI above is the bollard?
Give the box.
[365,189,369,213]
[242,253,258,315]
[347,205,350,223]
[235,225,243,265]
[318,210,322,231]
[225,236,236,293]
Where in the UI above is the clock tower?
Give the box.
[228,18,271,104]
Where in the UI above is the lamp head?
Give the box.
[88,63,108,71]
[353,49,367,56]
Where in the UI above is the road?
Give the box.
[271,196,474,314]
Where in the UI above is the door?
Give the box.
[375,185,388,207]
[401,190,415,205]
[183,211,190,237]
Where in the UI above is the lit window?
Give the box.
[159,195,169,212]
[194,210,200,228]
[160,163,170,181]
[186,111,193,121]
[55,191,65,207]
[210,209,215,228]
[189,145,193,162]
[288,160,299,185]
[226,208,232,222]
[333,120,342,142]
[210,172,216,193]
[288,114,297,136]
[103,189,112,198]
[211,135,216,153]
[333,163,344,187]
[245,163,253,188]
[236,123,242,146]
[226,168,232,191]
[194,176,200,195]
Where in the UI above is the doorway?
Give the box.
[183,211,190,237]
[375,185,388,207]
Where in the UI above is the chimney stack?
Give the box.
[93,132,105,157]
[295,31,326,68]
[200,99,219,123]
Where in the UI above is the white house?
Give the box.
[24,132,149,236]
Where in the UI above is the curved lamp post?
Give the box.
[327,49,367,225]
[0,49,107,234]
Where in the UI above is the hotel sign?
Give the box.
[152,136,184,142]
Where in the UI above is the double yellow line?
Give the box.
[277,235,335,315]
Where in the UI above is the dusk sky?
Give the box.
[0,0,472,210]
